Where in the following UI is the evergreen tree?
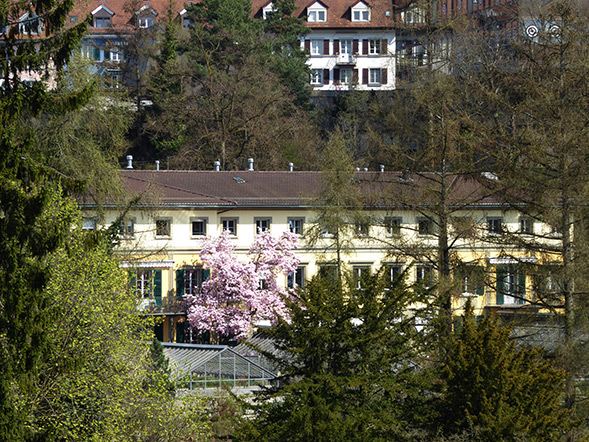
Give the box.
[237,270,431,442]
[438,301,573,441]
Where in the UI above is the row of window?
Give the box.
[84,216,539,238]
[263,1,371,23]
[305,39,389,56]
[132,263,553,307]
[311,68,388,86]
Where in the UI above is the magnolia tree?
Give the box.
[185,231,300,340]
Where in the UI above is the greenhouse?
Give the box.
[163,343,276,390]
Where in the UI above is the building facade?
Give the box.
[79,169,562,343]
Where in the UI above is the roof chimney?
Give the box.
[288,162,294,172]
[126,155,133,169]
[380,164,385,172]
[214,161,220,172]
[155,160,160,171]
[248,158,254,171]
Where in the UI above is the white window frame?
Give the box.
[520,217,533,234]
[110,49,121,63]
[94,16,112,28]
[416,265,433,288]
[487,217,503,235]
[311,69,323,84]
[82,218,97,231]
[369,68,382,85]
[221,217,238,236]
[340,69,354,84]
[369,39,381,55]
[385,217,402,236]
[307,9,326,22]
[262,3,275,19]
[351,3,371,22]
[287,266,306,289]
[417,217,433,236]
[310,40,323,55]
[340,39,353,54]
[138,16,154,28]
[353,265,371,290]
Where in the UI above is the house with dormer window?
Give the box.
[255,0,397,91]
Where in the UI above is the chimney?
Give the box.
[155,160,160,171]
[380,164,385,172]
[248,158,254,171]
[214,161,220,172]
[126,155,133,169]
[288,162,294,172]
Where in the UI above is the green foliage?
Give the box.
[438,302,573,441]
[237,270,430,442]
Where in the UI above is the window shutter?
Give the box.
[333,39,340,54]
[353,69,358,83]
[517,270,526,303]
[175,320,185,343]
[353,39,359,54]
[323,39,330,55]
[476,266,485,296]
[128,270,137,296]
[323,68,330,84]
[496,266,504,305]
[304,40,310,53]
[334,68,340,82]
[381,39,388,54]
[154,269,162,306]
[362,68,368,84]
[176,269,185,298]
[381,68,388,84]
[203,268,211,281]
[362,39,368,55]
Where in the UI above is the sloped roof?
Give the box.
[80,169,507,209]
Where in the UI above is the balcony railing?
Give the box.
[336,53,356,65]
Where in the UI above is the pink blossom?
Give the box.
[184,231,300,340]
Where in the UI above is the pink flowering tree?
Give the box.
[184,231,300,340]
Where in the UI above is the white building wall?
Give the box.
[302,29,396,91]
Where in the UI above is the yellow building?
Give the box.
[80,169,562,342]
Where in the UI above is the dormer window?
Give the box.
[91,5,114,29]
[402,6,426,24]
[351,1,370,22]
[136,5,157,28]
[262,2,275,19]
[307,1,327,22]
[19,12,43,35]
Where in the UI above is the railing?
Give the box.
[336,53,356,65]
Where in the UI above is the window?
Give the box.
[321,225,335,237]
[288,217,304,235]
[340,69,354,84]
[155,219,171,238]
[352,8,370,22]
[388,264,403,283]
[176,268,210,297]
[82,218,97,231]
[94,17,112,28]
[520,217,533,234]
[355,221,369,237]
[133,269,162,305]
[255,217,271,234]
[416,265,433,288]
[369,39,381,55]
[262,3,275,19]
[487,217,503,235]
[110,49,121,62]
[319,264,339,281]
[287,266,305,288]
[418,218,433,236]
[340,39,353,54]
[310,40,323,55]
[311,69,323,84]
[307,9,326,22]
[369,68,382,84]
[138,17,154,28]
[221,218,237,236]
[452,216,476,238]
[19,13,42,35]
[385,217,401,236]
[496,265,525,304]
[119,218,134,237]
[191,218,207,237]
[353,265,370,289]
[69,15,78,23]
[456,265,485,296]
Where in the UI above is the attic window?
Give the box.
[262,2,275,19]
[19,12,43,35]
[307,2,327,22]
[233,177,245,183]
[351,2,370,22]
[91,5,114,28]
